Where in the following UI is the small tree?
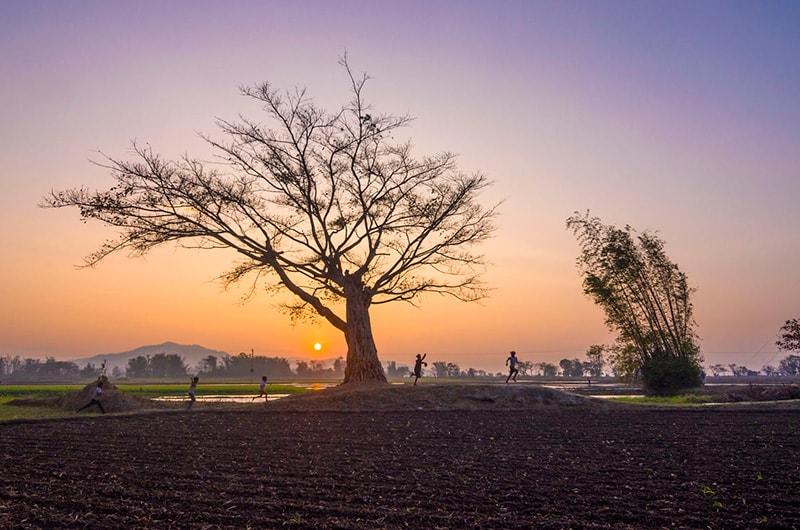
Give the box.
[431,361,449,378]
[708,364,727,377]
[584,344,605,378]
[41,58,498,385]
[79,362,101,378]
[446,362,462,378]
[762,365,778,376]
[385,360,413,378]
[558,358,584,377]
[727,364,753,377]
[776,318,800,353]
[536,362,558,377]
[295,361,311,378]
[558,359,570,377]
[516,360,533,376]
[778,355,800,376]
[333,356,345,377]
[126,355,151,378]
[200,355,219,375]
[149,353,188,379]
[566,211,702,394]
[39,357,80,379]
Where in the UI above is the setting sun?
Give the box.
[0,1,797,379]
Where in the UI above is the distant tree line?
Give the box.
[707,356,800,377]
[125,353,190,379]
[4,341,800,381]
[704,318,800,377]
[295,357,345,379]
[384,347,800,380]
[0,352,343,381]
[0,356,103,381]
[195,352,295,379]
[126,351,345,379]
[383,346,610,379]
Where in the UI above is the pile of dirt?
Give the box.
[268,382,615,412]
[55,376,154,413]
[5,376,153,413]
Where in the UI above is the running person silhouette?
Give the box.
[77,381,106,413]
[505,351,519,383]
[252,375,268,401]
[412,353,427,386]
[186,376,199,409]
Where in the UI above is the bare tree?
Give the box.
[708,364,728,377]
[728,363,753,377]
[42,59,498,384]
[516,360,533,377]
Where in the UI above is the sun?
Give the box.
[313,342,322,351]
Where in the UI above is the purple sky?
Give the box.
[1,1,798,372]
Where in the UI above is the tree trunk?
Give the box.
[342,279,387,384]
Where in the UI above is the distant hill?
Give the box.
[71,341,231,372]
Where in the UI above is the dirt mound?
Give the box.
[56,376,154,413]
[268,382,614,412]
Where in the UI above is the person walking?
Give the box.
[77,381,106,414]
[252,375,269,402]
[505,351,519,383]
[186,376,199,410]
[412,353,427,386]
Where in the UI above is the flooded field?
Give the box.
[151,381,338,403]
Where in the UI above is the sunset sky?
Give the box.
[1,1,798,373]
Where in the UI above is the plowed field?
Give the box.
[1,403,799,529]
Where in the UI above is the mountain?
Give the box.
[71,342,231,372]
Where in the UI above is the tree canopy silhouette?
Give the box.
[42,59,498,384]
[776,318,800,353]
[566,211,702,394]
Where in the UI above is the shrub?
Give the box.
[641,353,703,396]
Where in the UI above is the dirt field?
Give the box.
[1,384,799,529]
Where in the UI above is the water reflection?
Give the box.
[152,381,337,403]
[153,394,291,403]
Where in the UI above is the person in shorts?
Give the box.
[186,376,199,409]
[77,381,106,414]
[252,375,268,402]
[506,351,519,383]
